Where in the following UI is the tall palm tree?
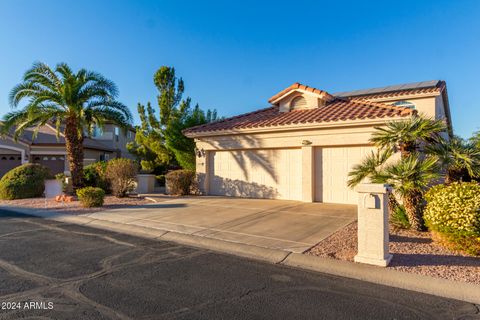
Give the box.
[0,62,132,191]
[426,136,480,184]
[370,116,446,158]
[379,154,439,231]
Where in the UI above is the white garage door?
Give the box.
[208,148,302,200]
[315,146,375,204]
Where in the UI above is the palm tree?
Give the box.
[347,149,399,212]
[370,116,446,158]
[426,136,480,184]
[0,62,132,191]
[379,154,439,231]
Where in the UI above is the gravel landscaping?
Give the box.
[307,221,480,284]
[0,196,152,215]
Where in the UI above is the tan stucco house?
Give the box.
[0,123,136,177]
[184,80,452,205]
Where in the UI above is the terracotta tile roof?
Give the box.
[184,97,415,135]
[268,82,334,103]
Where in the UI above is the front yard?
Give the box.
[307,221,480,284]
[0,195,152,215]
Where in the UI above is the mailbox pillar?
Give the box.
[354,184,393,267]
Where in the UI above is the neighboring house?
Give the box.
[0,123,136,177]
[184,80,452,205]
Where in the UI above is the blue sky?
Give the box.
[0,0,479,137]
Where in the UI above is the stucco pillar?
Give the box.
[301,145,314,202]
[196,149,209,195]
[354,184,393,267]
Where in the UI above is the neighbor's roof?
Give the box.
[16,125,115,151]
[184,97,415,136]
[334,80,445,100]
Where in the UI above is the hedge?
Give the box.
[0,164,50,200]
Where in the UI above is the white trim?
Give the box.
[30,150,67,155]
[0,144,27,164]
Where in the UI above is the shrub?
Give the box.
[77,187,105,207]
[165,170,195,195]
[84,161,110,192]
[105,158,137,197]
[424,182,480,255]
[155,175,166,187]
[390,205,411,229]
[0,164,51,200]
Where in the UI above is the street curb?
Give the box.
[1,206,479,304]
[283,253,480,305]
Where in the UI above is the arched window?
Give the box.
[392,100,416,109]
[290,96,307,110]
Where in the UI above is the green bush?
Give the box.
[424,182,480,255]
[155,175,166,187]
[84,161,110,192]
[390,205,411,229]
[0,164,51,200]
[105,158,138,197]
[165,170,195,195]
[77,187,105,207]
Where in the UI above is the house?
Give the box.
[0,123,136,177]
[184,80,452,205]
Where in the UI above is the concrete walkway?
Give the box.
[83,196,356,253]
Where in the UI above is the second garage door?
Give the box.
[315,146,375,204]
[208,148,302,200]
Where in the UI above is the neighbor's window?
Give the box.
[290,96,307,110]
[392,100,416,109]
[92,125,103,137]
[114,127,119,142]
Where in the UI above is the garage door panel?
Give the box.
[315,146,375,204]
[209,149,301,200]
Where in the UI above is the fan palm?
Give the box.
[347,149,399,212]
[370,116,446,158]
[379,154,440,231]
[426,136,480,184]
[0,62,132,191]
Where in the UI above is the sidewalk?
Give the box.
[2,204,480,305]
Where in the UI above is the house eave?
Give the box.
[185,116,413,138]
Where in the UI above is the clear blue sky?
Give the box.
[1,0,479,137]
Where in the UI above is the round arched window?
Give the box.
[392,100,416,109]
[290,96,307,110]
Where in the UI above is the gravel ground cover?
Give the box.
[0,196,152,215]
[307,221,480,284]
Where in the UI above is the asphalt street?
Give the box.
[0,210,478,320]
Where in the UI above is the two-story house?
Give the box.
[0,123,136,177]
[184,80,452,205]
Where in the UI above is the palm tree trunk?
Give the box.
[403,191,425,231]
[64,117,84,192]
[387,193,399,214]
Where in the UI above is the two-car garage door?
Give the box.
[208,146,374,204]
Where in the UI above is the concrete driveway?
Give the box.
[84,197,357,253]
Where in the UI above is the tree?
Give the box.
[127,102,170,172]
[1,62,132,191]
[426,136,480,184]
[165,101,219,170]
[370,116,446,157]
[129,66,218,172]
[379,154,440,231]
[349,115,447,230]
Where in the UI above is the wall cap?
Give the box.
[354,183,392,194]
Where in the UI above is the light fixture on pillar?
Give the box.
[195,147,205,158]
[302,140,312,146]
